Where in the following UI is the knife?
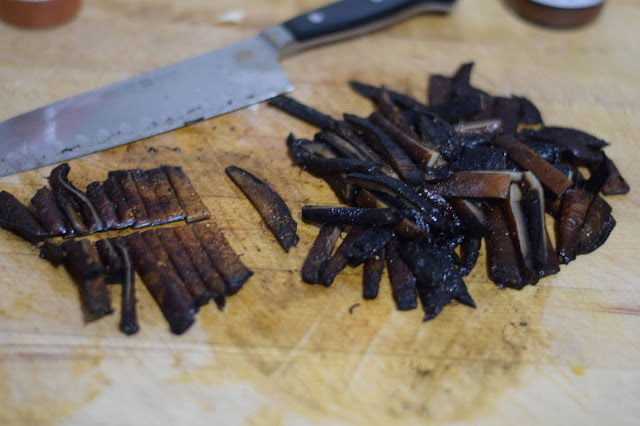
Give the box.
[0,0,456,177]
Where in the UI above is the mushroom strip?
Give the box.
[226,165,299,252]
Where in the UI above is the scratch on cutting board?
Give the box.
[346,322,385,391]
[270,315,322,378]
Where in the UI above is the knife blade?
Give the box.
[0,0,456,177]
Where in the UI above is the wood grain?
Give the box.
[1,0,639,425]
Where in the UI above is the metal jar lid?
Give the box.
[0,0,82,29]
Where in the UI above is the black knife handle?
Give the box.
[282,0,455,47]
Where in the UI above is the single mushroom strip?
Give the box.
[192,222,254,296]
[301,224,342,284]
[131,169,166,226]
[363,248,386,300]
[31,186,71,237]
[226,165,299,252]
[318,227,364,286]
[102,175,136,229]
[483,203,528,289]
[492,135,572,197]
[146,168,186,224]
[96,239,124,284]
[557,188,592,264]
[301,206,403,227]
[577,195,616,255]
[162,165,211,223]
[86,182,120,230]
[376,90,419,139]
[49,163,104,233]
[602,156,630,195]
[123,232,196,335]
[111,240,139,336]
[504,183,536,284]
[108,170,151,228]
[369,112,439,167]
[343,226,395,266]
[385,238,418,311]
[0,190,49,244]
[425,171,518,199]
[167,226,226,308]
[268,95,335,129]
[61,239,113,319]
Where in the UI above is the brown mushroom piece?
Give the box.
[556,188,592,264]
[425,171,519,199]
[385,238,418,311]
[49,163,104,234]
[0,190,49,244]
[86,182,121,231]
[108,170,152,228]
[145,168,186,224]
[111,240,139,336]
[162,165,211,223]
[31,186,71,237]
[318,227,364,287]
[192,222,254,296]
[577,195,616,255]
[101,175,136,229]
[301,206,403,227]
[226,165,299,252]
[123,232,196,335]
[362,248,386,300]
[301,224,342,284]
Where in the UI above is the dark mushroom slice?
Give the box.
[124,232,196,335]
[521,172,558,278]
[86,182,120,231]
[346,173,452,233]
[145,168,186,224]
[400,241,475,321]
[54,189,89,235]
[102,175,136,229]
[293,152,381,174]
[452,146,507,171]
[61,239,113,319]
[318,227,364,287]
[163,226,225,308]
[344,114,424,186]
[301,224,342,284]
[450,198,486,238]
[332,121,397,173]
[49,163,104,233]
[288,134,339,160]
[369,112,440,166]
[192,222,254,296]
[492,97,521,135]
[417,113,463,161]
[108,170,151,228]
[504,183,536,284]
[602,156,630,195]
[140,229,198,308]
[96,239,124,284]
[343,226,395,267]
[225,165,299,252]
[492,135,573,197]
[556,188,592,264]
[0,190,49,244]
[131,169,167,226]
[313,130,367,160]
[577,195,616,255]
[513,95,543,125]
[152,228,213,306]
[362,248,385,300]
[583,155,610,195]
[268,95,335,129]
[425,171,517,199]
[39,240,67,265]
[448,62,496,120]
[375,90,420,140]
[111,240,139,335]
[454,119,504,138]
[162,165,211,223]
[457,235,481,277]
[31,186,71,237]
[518,127,604,166]
[301,206,403,227]
[385,238,417,311]
[428,74,454,105]
[483,203,528,289]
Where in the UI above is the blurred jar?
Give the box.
[0,0,82,29]
[507,0,605,28]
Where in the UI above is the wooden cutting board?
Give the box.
[1,1,638,424]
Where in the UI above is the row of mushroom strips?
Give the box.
[0,164,253,335]
[269,62,627,321]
